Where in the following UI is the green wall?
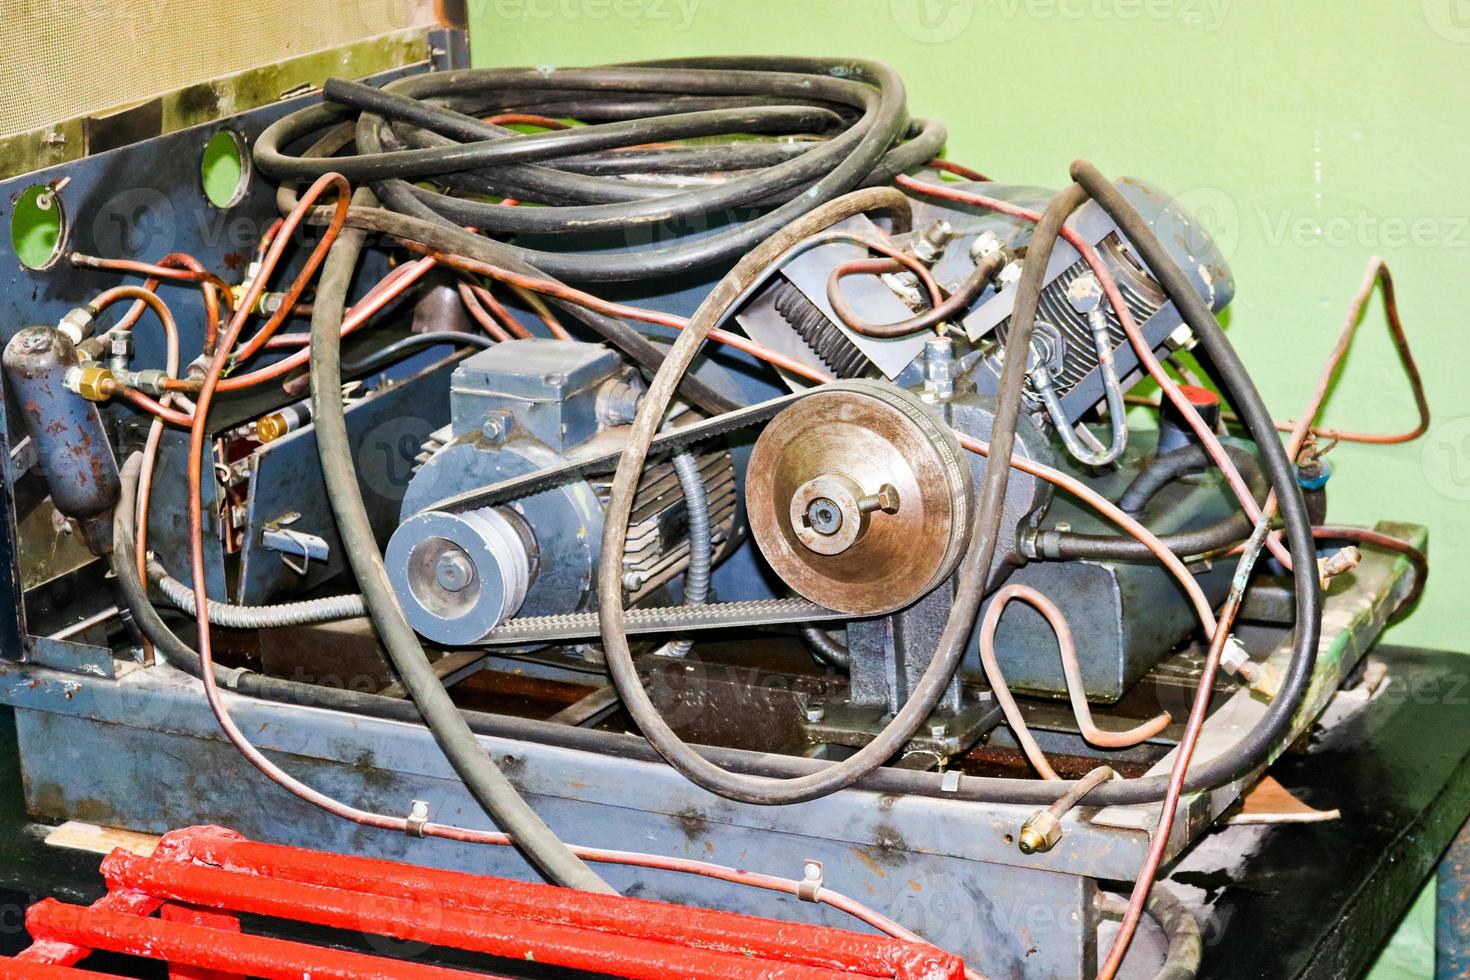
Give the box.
[469,3,1468,975]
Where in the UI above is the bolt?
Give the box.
[997,263,1023,289]
[435,551,475,592]
[480,410,513,445]
[804,701,826,724]
[856,483,900,515]
[803,861,822,880]
[923,335,955,401]
[1065,273,1104,314]
[912,219,955,264]
[929,722,947,740]
[880,269,925,308]
[970,230,1003,262]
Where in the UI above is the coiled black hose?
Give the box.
[255,58,942,282]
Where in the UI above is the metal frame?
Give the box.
[0,39,1429,979]
[0,526,1420,977]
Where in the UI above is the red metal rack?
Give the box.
[0,825,965,979]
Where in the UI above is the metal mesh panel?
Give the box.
[0,0,436,138]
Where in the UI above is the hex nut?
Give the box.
[1017,810,1063,854]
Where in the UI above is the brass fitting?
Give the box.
[1017,810,1062,854]
[1319,546,1362,587]
[73,364,114,402]
[256,411,290,444]
[1247,661,1285,702]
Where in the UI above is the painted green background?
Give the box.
[469,2,1468,975]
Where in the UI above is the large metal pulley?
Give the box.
[745,380,972,615]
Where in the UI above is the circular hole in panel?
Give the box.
[10,184,68,270]
[201,129,251,208]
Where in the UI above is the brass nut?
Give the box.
[74,365,113,402]
[1017,810,1062,854]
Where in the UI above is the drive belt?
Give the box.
[416,388,838,646]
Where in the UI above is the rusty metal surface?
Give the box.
[745,381,971,615]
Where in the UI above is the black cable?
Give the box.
[342,330,492,377]
[1028,443,1267,562]
[254,58,940,282]
[1118,443,1251,514]
[273,132,742,419]
[590,183,1087,806]
[306,190,612,892]
[1066,158,1322,799]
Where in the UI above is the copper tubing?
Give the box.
[925,157,991,182]
[73,253,234,354]
[227,197,354,363]
[87,285,186,660]
[512,283,573,339]
[1097,515,1270,980]
[956,432,1216,633]
[425,249,837,385]
[827,252,1002,338]
[86,287,196,429]
[1276,258,1427,446]
[156,257,435,396]
[1312,524,1426,614]
[456,280,516,342]
[484,113,571,130]
[977,598,1060,780]
[467,280,532,339]
[895,173,1297,572]
[980,584,1171,750]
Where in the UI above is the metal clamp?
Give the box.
[405,800,430,838]
[262,513,330,576]
[797,859,824,902]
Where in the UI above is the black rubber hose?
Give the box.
[247,166,1319,807]
[1028,444,1268,562]
[799,626,851,670]
[591,183,1086,805]
[1119,443,1252,514]
[255,58,927,281]
[307,190,612,893]
[273,143,741,419]
[342,330,492,377]
[1099,889,1203,980]
[1069,158,1322,796]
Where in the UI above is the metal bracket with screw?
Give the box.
[797,859,824,902]
[405,799,431,838]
